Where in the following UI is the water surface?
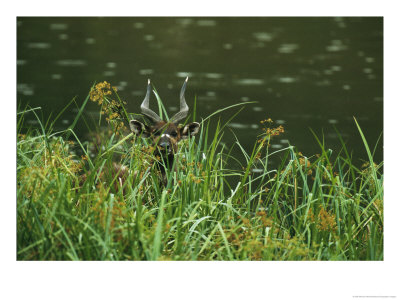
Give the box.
[17,17,383,165]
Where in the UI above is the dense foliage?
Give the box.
[17,84,383,260]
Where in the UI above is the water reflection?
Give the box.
[85,38,96,44]
[326,40,347,52]
[277,43,299,54]
[28,43,51,49]
[277,77,297,83]
[204,73,223,79]
[234,79,265,86]
[17,84,34,96]
[197,20,217,27]
[253,32,274,42]
[139,69,154,75]
[228,123,259,130]
[271,144,283,149]
[59,34,68,40]
[106,62,117,68]
[103,70,115,77]
[56,59,87,66]
[49,23,68,30]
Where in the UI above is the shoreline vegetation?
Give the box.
[17,82,383,260]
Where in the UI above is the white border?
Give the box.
[3,1,399,299]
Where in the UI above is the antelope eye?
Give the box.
[171,131,177,137]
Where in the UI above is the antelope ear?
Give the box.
[130,120,151,138]
[181,122,200,139]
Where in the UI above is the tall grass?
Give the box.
[17,84,383,260]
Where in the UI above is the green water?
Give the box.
[17,17,383,165]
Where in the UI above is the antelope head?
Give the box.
[130,77,200,159]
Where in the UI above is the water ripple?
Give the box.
[234,78,265,86]
[50,23,68,30]
[17,83,34,96]
[277,77,297,83]
[197,20,217,27]
[253,32,274,42]
[56,59,87,66]
[204,73,223,79]
[228,123,259,129]
[326,40,347,52]
[28,42,51,49]
[278,43,299,54]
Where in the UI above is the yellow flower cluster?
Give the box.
[89,81,126,133]
[257,118,285,147]
[264,125,285,137]
[189,173,202,184]
[90,81,113,104]
[260,118,273,124]
[309,205,337,232]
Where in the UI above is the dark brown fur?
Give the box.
[130,119,200,185]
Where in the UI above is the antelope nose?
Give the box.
[159,142,170,149]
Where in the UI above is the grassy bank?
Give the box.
[17,84,383,260]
